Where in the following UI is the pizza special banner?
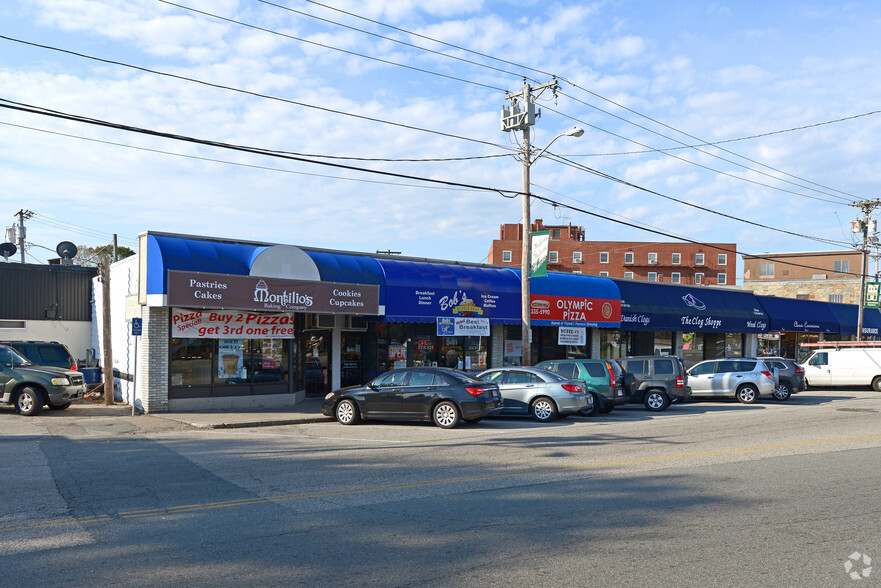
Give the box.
[172,308,297,338]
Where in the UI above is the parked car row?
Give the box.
[322,355,808,429]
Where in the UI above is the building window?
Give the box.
[671,253,681,265]
[648,252,658,265]
[624,252,634,264]
[829,293,843,303]
[695,253,705,265]
[599,271,609,277]
[624,271,634,279]
[647,272,658,282]
[502,250,512,263]
[718,254,727,266]
[695,273,704,284]
[760,262,774,277]
[552,229,561,239]
[599,252,609,264]
[573,251,582,264]
[671,272,681,284]
[834,260,850,274]
[548,251,558,264]
[717,273,727,285]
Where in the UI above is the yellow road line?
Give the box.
[3,432,880,533]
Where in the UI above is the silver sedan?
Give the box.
[477,366,591,422]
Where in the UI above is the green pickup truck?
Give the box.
[0,344,86,416]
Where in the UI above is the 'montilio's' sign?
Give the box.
[166,270,380,314]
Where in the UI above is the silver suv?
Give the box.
[686,358,776,404]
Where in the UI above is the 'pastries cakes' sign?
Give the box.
[167,270,379,314]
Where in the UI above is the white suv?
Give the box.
[686,358,776,404]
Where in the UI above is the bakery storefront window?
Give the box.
[169,309,294,398]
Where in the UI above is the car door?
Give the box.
[400,370,441,417]
[0,347,18,398]
[497,370,536,414]
[688,361,717,394]
[362,370,408,416]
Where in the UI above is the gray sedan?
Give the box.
[477,367,591,422]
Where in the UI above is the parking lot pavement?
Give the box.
[2,390,876,435]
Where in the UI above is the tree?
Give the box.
[73,244,136,267]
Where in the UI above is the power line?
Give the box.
[0,98,519,197]
[0,119,492,191]
[281,0,860,203]
[543,151,851,247]
[0,35,517,154]
[4,98,850,255]
[574,109,881,157]
[156,0,507,92]
[555,85,861,202]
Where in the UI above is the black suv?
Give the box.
[535,359,631,416]
[0,341,77,371]
[0,344,85,415]
[759,356,806,400]
[616,356,692,412]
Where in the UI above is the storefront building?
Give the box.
[604,279,769,366]
[101,231,880,413]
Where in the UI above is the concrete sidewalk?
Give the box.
[148,397,333,429]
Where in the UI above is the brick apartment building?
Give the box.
[742,250,864,304]
[487,220,736,286]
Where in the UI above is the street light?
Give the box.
[520,127,584,366]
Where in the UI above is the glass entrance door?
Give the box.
[304,331,331,397]
[341,332,364,388]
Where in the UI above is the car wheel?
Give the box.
[432,401,459,429]
[530,397,558,422]
[643,390,669,412]
[49,402,72,410]
[772,381,792,401]
[579,393,598,417]
[15,387,43,416]
[872,376,881,392]
[335,399,361,425]
[736,384,758,404]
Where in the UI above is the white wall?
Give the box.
[0,320,93,365]
[92,255,141,407]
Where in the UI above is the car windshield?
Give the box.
[539,371,567,382]
[445,370,481,384]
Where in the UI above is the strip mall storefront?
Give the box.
[602,279,769,366]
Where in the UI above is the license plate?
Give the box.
[618,390,623,396]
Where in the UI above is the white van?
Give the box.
[802,348,881,391]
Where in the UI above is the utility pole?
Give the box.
[850,200,881,341]
[502,78,558,366]
[14,209,33,264]
[100,259,114,405]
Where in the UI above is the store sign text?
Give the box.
[172,309,296,338]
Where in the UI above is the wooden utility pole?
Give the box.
[101,259,114,405]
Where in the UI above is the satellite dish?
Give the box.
[56,241,78,259]
[0,242,16,260]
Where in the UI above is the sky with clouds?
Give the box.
[1,0,880,281]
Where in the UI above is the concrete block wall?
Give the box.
[141,306,169,413]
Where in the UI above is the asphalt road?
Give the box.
[2,389,880,587]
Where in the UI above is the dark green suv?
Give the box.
[535,359,631,415]
[0,340,77,370]
[0,344,85,416]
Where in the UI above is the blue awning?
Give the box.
[377,259,521,323]
[827,302,881,337]
[756,295,839,333]
[305,251,386,307]
[613,279,768,333]
[511,270,621,328]
[145,234,267,296]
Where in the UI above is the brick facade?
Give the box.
[141,306,169,413]
[487,220,735,286]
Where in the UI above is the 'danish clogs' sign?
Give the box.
[167,270,379,314]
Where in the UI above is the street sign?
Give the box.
[131,317,143,336]
[866,282,880,309]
